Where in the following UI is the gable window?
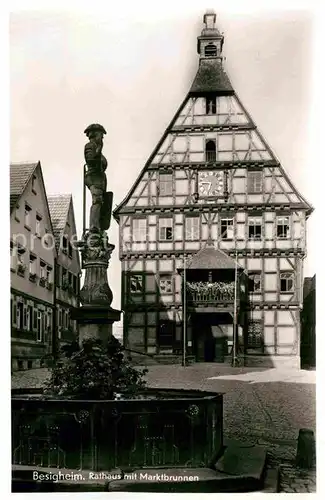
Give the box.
[159,275,173,294]
[220,218,234,240]
[24,204,32,228]
[248,272,261,293]
[159,173,173,196]
[277,216,290,239]
[185,217,200,241]
[31,175,37,193]
[248,217,262,240]
[62,236,68,254]
[132,218,147,242]
[68,241,73,258]
[130,274,143,294]
[206,97,216,115]
[247,321,262,349]
[205,140,216,162]
[247,171,263,193]
[159,218,173,241]
[280,272,294,292]
[204,43,217,57]
[36,214,42,237]
[157,320,175,347]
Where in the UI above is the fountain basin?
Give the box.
[12,388,223,472]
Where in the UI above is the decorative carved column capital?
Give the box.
[77,230,114,306]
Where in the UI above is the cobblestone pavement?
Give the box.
[12,363,316,492]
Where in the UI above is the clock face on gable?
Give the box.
[198,170,224,197]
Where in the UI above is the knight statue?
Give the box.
[84,123,112,233]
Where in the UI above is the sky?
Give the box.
[10,4,317,312]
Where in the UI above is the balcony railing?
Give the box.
[186,281,235,306]
[205,151,216,162]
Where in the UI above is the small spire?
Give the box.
[203,9,216,30]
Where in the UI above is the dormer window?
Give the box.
[206,97,216,115]
[204,43,217,57]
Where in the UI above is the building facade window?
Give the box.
[29,254,37,277]
[205,140,216,162]
[130,274,143,293]
[16,248,26,275]
[280,272,294,292]
[37,311,43,341]
[44,228,49,247]
[159,275,173,294]
[157,320,175,347]
[220,218,234,239]
[159,173,173,196]
[248,217,262,240]
[16,302,24,330]
[36,214,42,237]
[159,218,173,241]
[132,218,147,242]
[27,305,33,331]
[24,204,32,227]
[205,97,216,115]
[248,272,261,292]
[40,261,47,281]
[185,217,200,241]
[46,266,52,284]
[247,171,263,193]
[10,243,16,270]
[277,216,290,239]
[247,321,262,349]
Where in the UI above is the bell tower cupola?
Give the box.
[197,9,224,63]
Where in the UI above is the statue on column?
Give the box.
[84,123,112,233]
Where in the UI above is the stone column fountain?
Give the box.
[72,124,121,343]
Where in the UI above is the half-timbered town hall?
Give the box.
[113,11,313,368]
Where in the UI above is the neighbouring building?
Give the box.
[48,194,81,355]
[10,162,56,370]
[113,11,313,367]
[300,275,316,369]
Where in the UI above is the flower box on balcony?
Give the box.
[17,264,26,277]
[39,277,47,288]
[47,282,53,291]
[29,273,37,283]
[187,281,235,303]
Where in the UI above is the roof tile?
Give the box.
[10,162,38,212]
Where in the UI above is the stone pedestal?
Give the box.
[71,231,121,345]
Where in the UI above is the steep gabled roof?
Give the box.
[47,194,82,271]
[47,194,71,247]
[10,162,38,212]
[187,244,243,270]
[190,59,234,95]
